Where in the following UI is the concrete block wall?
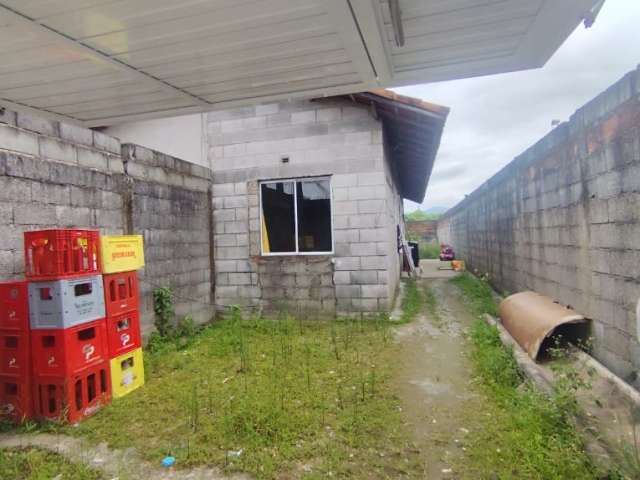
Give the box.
[0,110,126,283]
[210,98,402,316]
[122,144,214,333]
[0,108,215,335]
[438,66,640,381]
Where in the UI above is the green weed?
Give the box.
[450,273,596,479]
[69,315,423,479]
[399,279,423,323]
[419,242,441,260]
[422,284,440,325]
[449,272,498,317]
[152,286,175,338]
[0,448,103,480]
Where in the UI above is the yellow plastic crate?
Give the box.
[110,348,145,399]
[101,235,145,274]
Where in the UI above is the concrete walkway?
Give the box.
[419,259,459,279]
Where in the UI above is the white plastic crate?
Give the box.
[28,275,106,329]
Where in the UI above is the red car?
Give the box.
[439,244,455,261]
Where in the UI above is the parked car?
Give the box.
[439,244,455,261]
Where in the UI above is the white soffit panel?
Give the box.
[0,0,601,126]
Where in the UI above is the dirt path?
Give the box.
[394,272,481,479]
[0,433,249,480]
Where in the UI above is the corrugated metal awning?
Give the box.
[0,0,600,127]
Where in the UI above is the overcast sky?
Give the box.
[395,0,640,212]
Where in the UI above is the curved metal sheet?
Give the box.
[499,291,587,360]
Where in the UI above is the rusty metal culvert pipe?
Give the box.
[499,291,589,361]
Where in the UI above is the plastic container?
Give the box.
[110,348,144,399]
[100,235,145,274]
[106,310,141,358]
[408,241,420,267]
[0,376,32,422]
[0,330,30,378]
[28,275,105,329]
[24,229,100,280]
[32,361,111,423]
[30,319,108,376]
[0,281,29,331]
[103,271,139,317]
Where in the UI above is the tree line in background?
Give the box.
[403,209,443,222]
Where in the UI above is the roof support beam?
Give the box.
[348,0,394,84]
[325,1,378,86]
[0,97,81,126]
[0,3,211,109]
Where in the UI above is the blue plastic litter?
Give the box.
[162,456,176,467]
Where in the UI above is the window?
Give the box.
[260,177,333,255]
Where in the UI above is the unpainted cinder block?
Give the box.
[0,125,39,156]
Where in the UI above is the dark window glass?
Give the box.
[261,181,296,253]
[297,179,332,252]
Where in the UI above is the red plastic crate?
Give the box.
[0,376,32,422]
[106,311,141,358]
[24,229,101,280]
[0,330,30,378]
[0,281,29,331]
[103,271,139,317]
[31,319,108,376]
[32,361,111,423]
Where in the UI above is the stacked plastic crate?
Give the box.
[100,235,145,399]
[0,281,31,422]
[25,230,111,423]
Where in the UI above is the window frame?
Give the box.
[259,175,334,256]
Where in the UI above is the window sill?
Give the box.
[256,253,334,260]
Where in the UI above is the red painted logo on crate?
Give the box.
[8,310,16,319]
[48,356,57,366]
[82,344,96,361]
[112,250,136,261]
[8,357,17,368]
[120,333,131,347]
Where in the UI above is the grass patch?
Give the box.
[68,313,423,479]
[449,274,596,479]
[449,273,498,317]
[422,284,439,324]
[419,242,441,260]
[0,448,103,480]
[399,279,423,324]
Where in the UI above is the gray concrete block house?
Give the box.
[107,90,448,316]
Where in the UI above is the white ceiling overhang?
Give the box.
[0,0,601,127]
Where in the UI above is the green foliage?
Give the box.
[449,273,499,317]
[423,284,440,325]
[399,279,423,323]
[69,315,422,479]
[0,448,103,480]
[150,287,202,352]
[450,273,596,479]
[152,287,175,338]
[175,315,199,350]
[404,210,442,222]
[419,242,441,260]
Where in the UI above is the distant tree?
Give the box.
[404,210,442,222]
